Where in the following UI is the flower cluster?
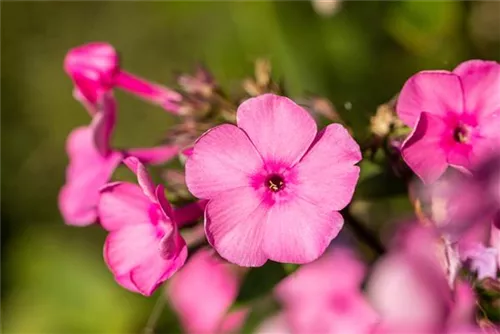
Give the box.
[59,42,500,332]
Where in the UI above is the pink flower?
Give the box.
[65,42,182,113]
[275,247,378,334]
[59,92,181,226]
[98,157,187,296]
[167,248,247,334]
[367,225,479,333]
[397,60,500,184]
[186,94,361,266]
[59,93,123,226]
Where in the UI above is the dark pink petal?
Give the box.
[92,93,116,156]
[186,125,263,199]
[205,187,268,267]
[104,224,186,296]
[236,94,317,167]
[174,200,208,227]
[115,71,182,113]
[168,249,239,334]
[453,60,500,120]
[262,200,344,264]
[401,112,449,184]
[295,124,361,211]
[397,71,464,127]
[98,182,151,231]
[125,144,179,165]
[59,127,122,226]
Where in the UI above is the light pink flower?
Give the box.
[275,248,378,334]
[98,157,187,296]
[167,248,246,334]
[186,94,361,266]
[59,93,123,226]
[397,60,500,184]
[367,225,479,334]
[65,42,182,113]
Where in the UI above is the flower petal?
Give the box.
[397,71,464,127]
[98,182,150,231]
[205,187,268,267]
[186,124,263,199]
[168,249,239,334]
[104,224,186,296]
[123,156,156,202]
[401,112,449,184]
[236,94,317,167]
[262,199,344,264]
[453,60,500,120]
[92,93,116,157]
[59,127,122,226]
[125,144,179,165]
[174,200,208,227]
[295,124,361,211]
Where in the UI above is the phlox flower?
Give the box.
[64,42,181,113]
[58,91,181,226]
[167,248,247,334]
[367,225,479,334]
[98,157,188,296]
[186,94,361,266]
[397,60,500,184]
[275,247,378,334]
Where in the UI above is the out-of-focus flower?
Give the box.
[186,94,361,266]
[59,93,123,226]
[367,225,479,333]
[397,60,500,184]
[275,248,378,334]
[65,42,181,113]
[311,0,342,17]
[98,157,187,296]
[167,248,247,334]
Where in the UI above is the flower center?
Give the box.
[266,174,285,192]
[453,125,470,144]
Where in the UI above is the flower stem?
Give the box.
[143,294,167,334]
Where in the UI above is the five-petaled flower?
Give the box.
[397,60,500,184]
[186,94,361,266]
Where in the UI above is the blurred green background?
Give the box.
[1,1,499,333]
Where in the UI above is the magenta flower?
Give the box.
[186,94,361,266]
[98,157,187,296]
[397,60,500,184]
[65,42,182,113]
[59,93,123,226]
[275,248,378,334]
[167,248,247,334]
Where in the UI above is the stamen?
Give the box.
[267,174,285,192]
[453,125,470,143]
